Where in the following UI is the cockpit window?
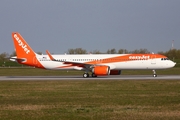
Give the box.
[161,58,169,60]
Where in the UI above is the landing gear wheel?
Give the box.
[91,73,97,77]
[83,73,89,78]
[153,74,157,77]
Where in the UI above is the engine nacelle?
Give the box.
[92,66,110,76]
[110,70,121,75]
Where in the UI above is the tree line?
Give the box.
[67,48,149,54]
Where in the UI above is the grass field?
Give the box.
[0,80,180,120]
[0,68,179,120]
[0,67,180,76]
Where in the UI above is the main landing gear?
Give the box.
[152,70,157,77]
[83,73,97,78]
[83,73,89,78]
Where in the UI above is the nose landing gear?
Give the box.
[152,70,157,77]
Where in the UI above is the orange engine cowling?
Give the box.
[92,66,110,76]
[110,70,121,75]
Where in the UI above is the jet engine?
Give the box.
[92,66,110,76]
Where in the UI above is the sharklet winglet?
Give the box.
[46,50,56,61]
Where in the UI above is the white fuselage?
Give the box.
[35,54,176,71]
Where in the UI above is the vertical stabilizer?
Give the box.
[12,32,36,58]
[11,32,44,68]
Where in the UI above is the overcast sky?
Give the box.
[0,0,180,54]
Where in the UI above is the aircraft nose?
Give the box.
[170,61,176,67]
[166,61,176,68]
[173,62,176,67]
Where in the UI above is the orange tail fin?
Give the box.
[12,32,37,66]
[12,32,36,58]
[12,32,45,69]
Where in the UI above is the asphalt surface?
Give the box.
[0,75,180,80]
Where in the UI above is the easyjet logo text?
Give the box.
[129,55,150,60]
[14,34,30,54]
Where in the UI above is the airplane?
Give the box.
[10,32,176,78]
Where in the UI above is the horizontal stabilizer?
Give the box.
[10,56,26,62]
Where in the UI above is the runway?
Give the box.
[0,75,180,80]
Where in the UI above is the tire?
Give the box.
[153,74,157,77]
[91,73,97,77]
[83,73,89,78]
